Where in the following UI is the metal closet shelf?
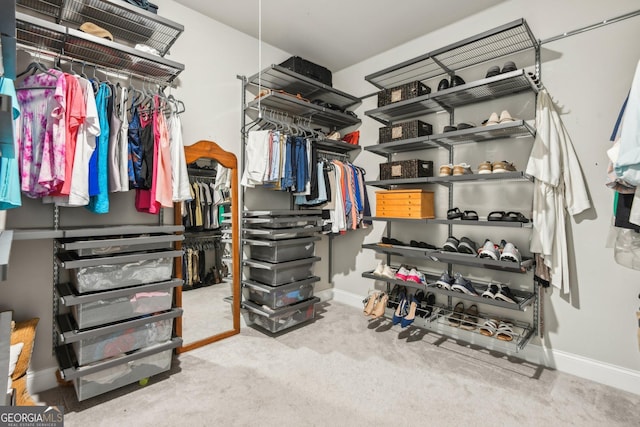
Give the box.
[365,18,538,89]
[15,11,184,83]
[16,0,183,56]
[246,64,362,111]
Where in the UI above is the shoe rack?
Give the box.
[361,19,541,352]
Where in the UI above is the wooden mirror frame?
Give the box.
[174,140,240,353]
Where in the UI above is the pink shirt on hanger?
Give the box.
[154,96,173,208]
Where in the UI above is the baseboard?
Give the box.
[28,366,59,394]
[331,288,640,396]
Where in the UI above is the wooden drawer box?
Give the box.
[375,190,434,219]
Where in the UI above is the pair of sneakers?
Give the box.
[482,283,518,304]
[439,163,473,176]
[372,262,396,279]
[395,265,426,284]
[443,236,477,255]
[478,239,521,264]
[435,271,479,296]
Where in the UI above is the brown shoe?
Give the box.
[452,163,473,176]
[492,161,516,173]
[477,161,492,174]
[439,164,453,176]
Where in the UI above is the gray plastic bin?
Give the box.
[242,277,318,309]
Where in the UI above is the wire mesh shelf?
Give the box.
[365,18,538,89]
[16,12,184,83]
[365,120,535,156]
[365,69,538,124]
[246,65,361,111]
[17,0,183,56]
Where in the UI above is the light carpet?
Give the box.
[35,301,640,426]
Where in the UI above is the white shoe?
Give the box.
[500,242,521,264]
[407,269,425,284]
[479,239,500,260]
[395,266,410,281]
[380,265,396,279]
[373,262,385,276]
[485,111,500,126]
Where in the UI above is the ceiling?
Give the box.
[173,0,505,72]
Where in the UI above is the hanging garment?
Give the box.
[241,130,270,187]
[118,87,130,192]
[57,74,85,196]
[153,96,173,208]
[66,76,100,207]
[525,89,591,294]
[614,60,640,225]
[135,102,161,214]
[168,106,191,201]
[16,69,66,198]
[128,101,143,188]
[86,83,110,214]
[0,77,22,210]
[107,84,123,192]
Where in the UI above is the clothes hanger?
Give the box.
[16,61,56,78]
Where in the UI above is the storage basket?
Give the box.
[379,159,433,180]
[377,81,431,107]
[379,120,432,143]
[280,56,332,86]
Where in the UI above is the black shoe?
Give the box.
[437,78,449,91]
[450,75,466,87]
[501,61,517,73]
[485,65,501,78]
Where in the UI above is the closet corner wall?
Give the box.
[238,62,364,334]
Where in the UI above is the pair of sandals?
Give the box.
[487,211,530,223]
[362,291,388,319]
[479,319,514,341]
[447,207,478,221]
[449,302,479,331]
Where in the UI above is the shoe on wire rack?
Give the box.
[372,262,385,276]
[380,265,396,279]
[451,273,479,296]
[500,242,522,264]
[436,271,454,290]
[478,239,500,260]
[407,268,426,284]
[395,266,411,281]
[495,284,518,304]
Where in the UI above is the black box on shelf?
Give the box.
[379,120,433,143]
[379,159,433,180]
[377,81,431,107]
[279,56,332,86]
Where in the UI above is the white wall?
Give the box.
[330,0,640,393]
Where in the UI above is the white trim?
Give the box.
[329,289,640,396]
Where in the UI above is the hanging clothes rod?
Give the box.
[15,43,175,88]
[315,148,350,161]
[540,9,640,44]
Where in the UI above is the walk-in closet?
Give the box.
[1,1,639,425]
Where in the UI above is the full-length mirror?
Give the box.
[174,140,240,352]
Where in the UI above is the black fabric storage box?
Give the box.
[378,81,431,107]
[379,120,432,143]
[280,56,332,86]
[380,160,433,180]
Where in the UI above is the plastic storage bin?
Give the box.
[69,257,174,293]
[242,277,318,309]
[72,319,173,366]
[246,257,319,286]
[247,237,318,263]
[73,346,173,401]
[242,297,319,333]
